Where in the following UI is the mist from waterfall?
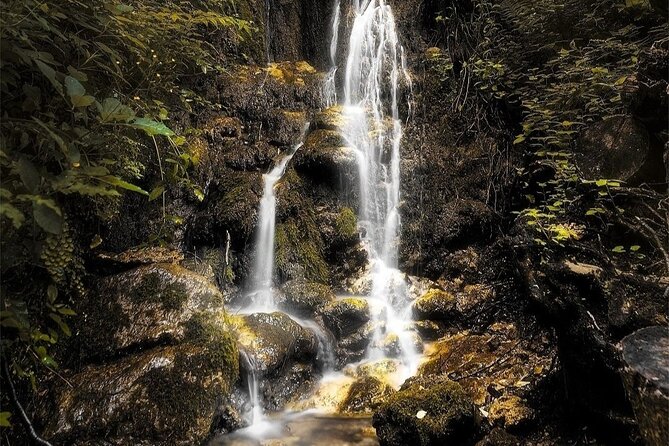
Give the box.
[335,0,419,377]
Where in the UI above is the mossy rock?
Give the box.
[293,129,357,185]
[43,312,239,445]
[372,376,477,446]
[339,376,395,414]
[231,312,318,375]
[314,105,349,131]
[276,279,336,317]
[335,207,358,242]
[78,263,225,360]
[412,288,456,321]
[488,395,535,431]
[275,218,330,283]
[319,297,371,338]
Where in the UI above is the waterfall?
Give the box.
[248,128,307,312]
[323,1,341,107]
[331,0,419,377]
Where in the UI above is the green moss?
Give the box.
[335,207,358,240]
[275,219,329,283]
[129,272,189,311]
[183,312,240,387]
[374,377,476,445]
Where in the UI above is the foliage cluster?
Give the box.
[432,0,667,248]
[0,0,252,425]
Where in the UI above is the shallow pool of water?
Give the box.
[209,412,379,446]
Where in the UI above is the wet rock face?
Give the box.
[77,263,225,361]
[320,297,371,338]
[234,312,318,374]
[419,323,555,408]
[373,376,477,446]
[42,304,239,445]
[232,311,321,411]
[276,279,336,317]
[621,326,669,446]
[339,376,395,414]
[575,116,651,182]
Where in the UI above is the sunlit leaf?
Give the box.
[131,118,175,137]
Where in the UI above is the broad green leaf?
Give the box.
[612,245,626,253]
[34,60,63,94]
[49,313,71,337]
[98,98,135,122]
[595,179,608,187]
[16,157,40,193]
[131,118,175,137]
[57,307,76,316]
[630,245,641,252]
[513,135,525,145]
[67,66,88,82]
[65,75,85,97]
[33,199,63,234]
[71,94,95,108]
[47,284,58,303]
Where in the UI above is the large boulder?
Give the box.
[319,297,371,338]
[276,279,336,317]
[231,312,320,410]
[575,115,651,182]
[293,128,358,185]
[77,263,225,361]
[419,323,555,407]
[620,326,669,446]
[339,376,395,414]
[42,312,239,445]
[372,376,477,446]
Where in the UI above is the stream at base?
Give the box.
[211,413,378,446]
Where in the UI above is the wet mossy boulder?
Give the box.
[412,288,456,321]
[319,297,371,338]
[231,312,318,375]
[231,311,322,411]
[43,312,239,445]
[339,376,395,414]
[372,376,477,446]
[419,323,555,406]
[276,279,336,317]
[293,129,357,184]
[77,263,225,360]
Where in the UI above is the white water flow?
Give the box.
[338,0,419,379]
[323,1,341,107]
[248,129,307,312]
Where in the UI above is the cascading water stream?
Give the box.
[247,128,307,312]
[337,0,419,379]
[323,1,341,107]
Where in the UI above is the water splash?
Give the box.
[338,0,419,378]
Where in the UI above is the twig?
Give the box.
[2,358,53,446]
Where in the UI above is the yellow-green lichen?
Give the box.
[335,207,358,240]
